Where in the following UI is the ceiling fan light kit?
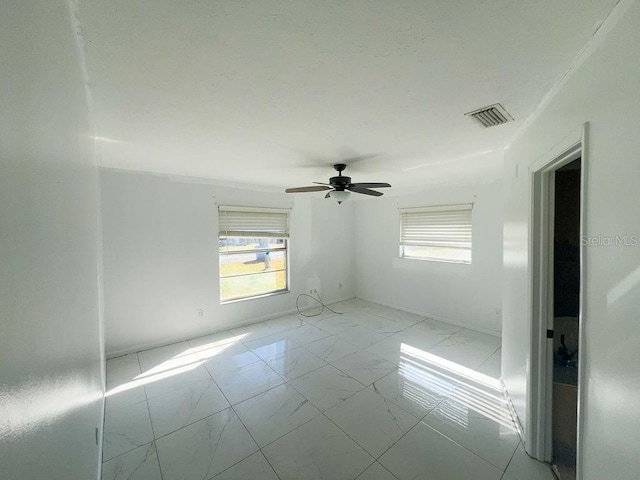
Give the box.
[285,163,391,204]
[329,190,350,204]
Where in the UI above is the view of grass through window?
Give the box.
[401,245,472,263]
[219,237,288,302]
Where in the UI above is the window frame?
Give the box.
[399,203,473,264]
[218,206,291,304]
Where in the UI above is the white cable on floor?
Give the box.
[296,290,343,318]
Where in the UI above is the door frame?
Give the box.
[527,123,588,477]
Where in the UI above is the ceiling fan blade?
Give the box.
[285,186,331,193]
[341,154,379,164]
[348,187,384,197]
[350,182,391,189]
[312,181,331,186]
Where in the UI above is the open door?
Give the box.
[528,124,587,480]
[550,159,582,479]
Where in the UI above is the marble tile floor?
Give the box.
[102,299,555,480]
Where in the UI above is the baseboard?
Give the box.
[106,295,355,359]
[501,379,526,445]
[97,391,105,479]
[355,295,502,338]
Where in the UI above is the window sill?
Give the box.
[221,289,290,305]
[400,256,471,265]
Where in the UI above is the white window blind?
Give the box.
[218,206,290,238]
[399,204,472,263]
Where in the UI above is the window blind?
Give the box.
[218,206,290,238]
[400,204,472,255]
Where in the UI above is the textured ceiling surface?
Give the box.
[79,0,618,190]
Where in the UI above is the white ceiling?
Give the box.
[79,0,618,191]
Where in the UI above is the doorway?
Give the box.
[550,158,581,480]
[528,126,587,480]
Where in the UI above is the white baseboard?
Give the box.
[96,395,105,480]
[106,295,355,359]
[356,295,502,338]
[501,379,526,445]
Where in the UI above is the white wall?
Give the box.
[502,1,640,478]
[0,2,104,479]
[101,169,355,356]
[354,180,504,335]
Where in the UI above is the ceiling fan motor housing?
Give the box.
[330,175,351,190]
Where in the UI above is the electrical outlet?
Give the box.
[196,308,204,317]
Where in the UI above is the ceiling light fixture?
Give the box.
[330,190,350,204]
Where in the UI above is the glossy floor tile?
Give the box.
[103,299,554,480]
[428,338,496,370]
[102,400,154,461]
[229,321,275,341]
[282,323,332,345]
[198,340,261,376]
[362,315,407,336]
[147,379,229,438]
[155,408,258,480]
[106,353,141,383]
[264,314,305,333]
[186,330,237,350]
[234,383,321,447]
[379,421,503,479]
[310,312,361,334]
[289,364,366,411]
[143,363,212,400]
[365,329,446,365]
[331,350,397,385]
[137,341,195,373]
[212,360,284,405]
[211,451,279,479]
[411,317,462,335]
[335,324,387,349]
[325,388,420,457]
[262,415,374,479]
[244,330,300,361]
[355,303,424,327]
[449,328,502,352]
[423,398,519,470]
[370,368,450,418]
[304,334,360,363]
[504,445,557,480]
[105,379,147,414]
[356,462,398,480]
[266,346,327,381]
[101,441,161,480]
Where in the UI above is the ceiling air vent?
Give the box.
[465,103,513,128]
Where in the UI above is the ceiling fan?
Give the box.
[285,163,391,204]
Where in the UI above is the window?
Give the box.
[399,204,472,264]
[218,206,290,303]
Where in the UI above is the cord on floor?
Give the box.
[296,289,343,318]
